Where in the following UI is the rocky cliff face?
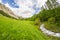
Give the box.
[41,0,60,10]
[0,3,19,19]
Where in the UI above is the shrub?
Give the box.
[35,18,40,25]
[48,17,56,24]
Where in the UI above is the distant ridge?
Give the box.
[0,3,19,19]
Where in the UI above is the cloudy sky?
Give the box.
[57,0,60,3]
[0,0,47,18]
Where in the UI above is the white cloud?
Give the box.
[0,0,2,3]
[57,0,60,3]
[0,0,47,18]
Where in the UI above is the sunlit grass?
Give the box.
[0,15,50,40]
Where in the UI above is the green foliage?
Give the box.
[54,7,60,20]
[44,21,60,33]
[37,7,60,22]
[48,17,56,24]
[34,18,40,25]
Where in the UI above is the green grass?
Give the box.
[0,15,51,40]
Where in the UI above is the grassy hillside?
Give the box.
[0,14,51,40]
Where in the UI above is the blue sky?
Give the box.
[2,0,19,8]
